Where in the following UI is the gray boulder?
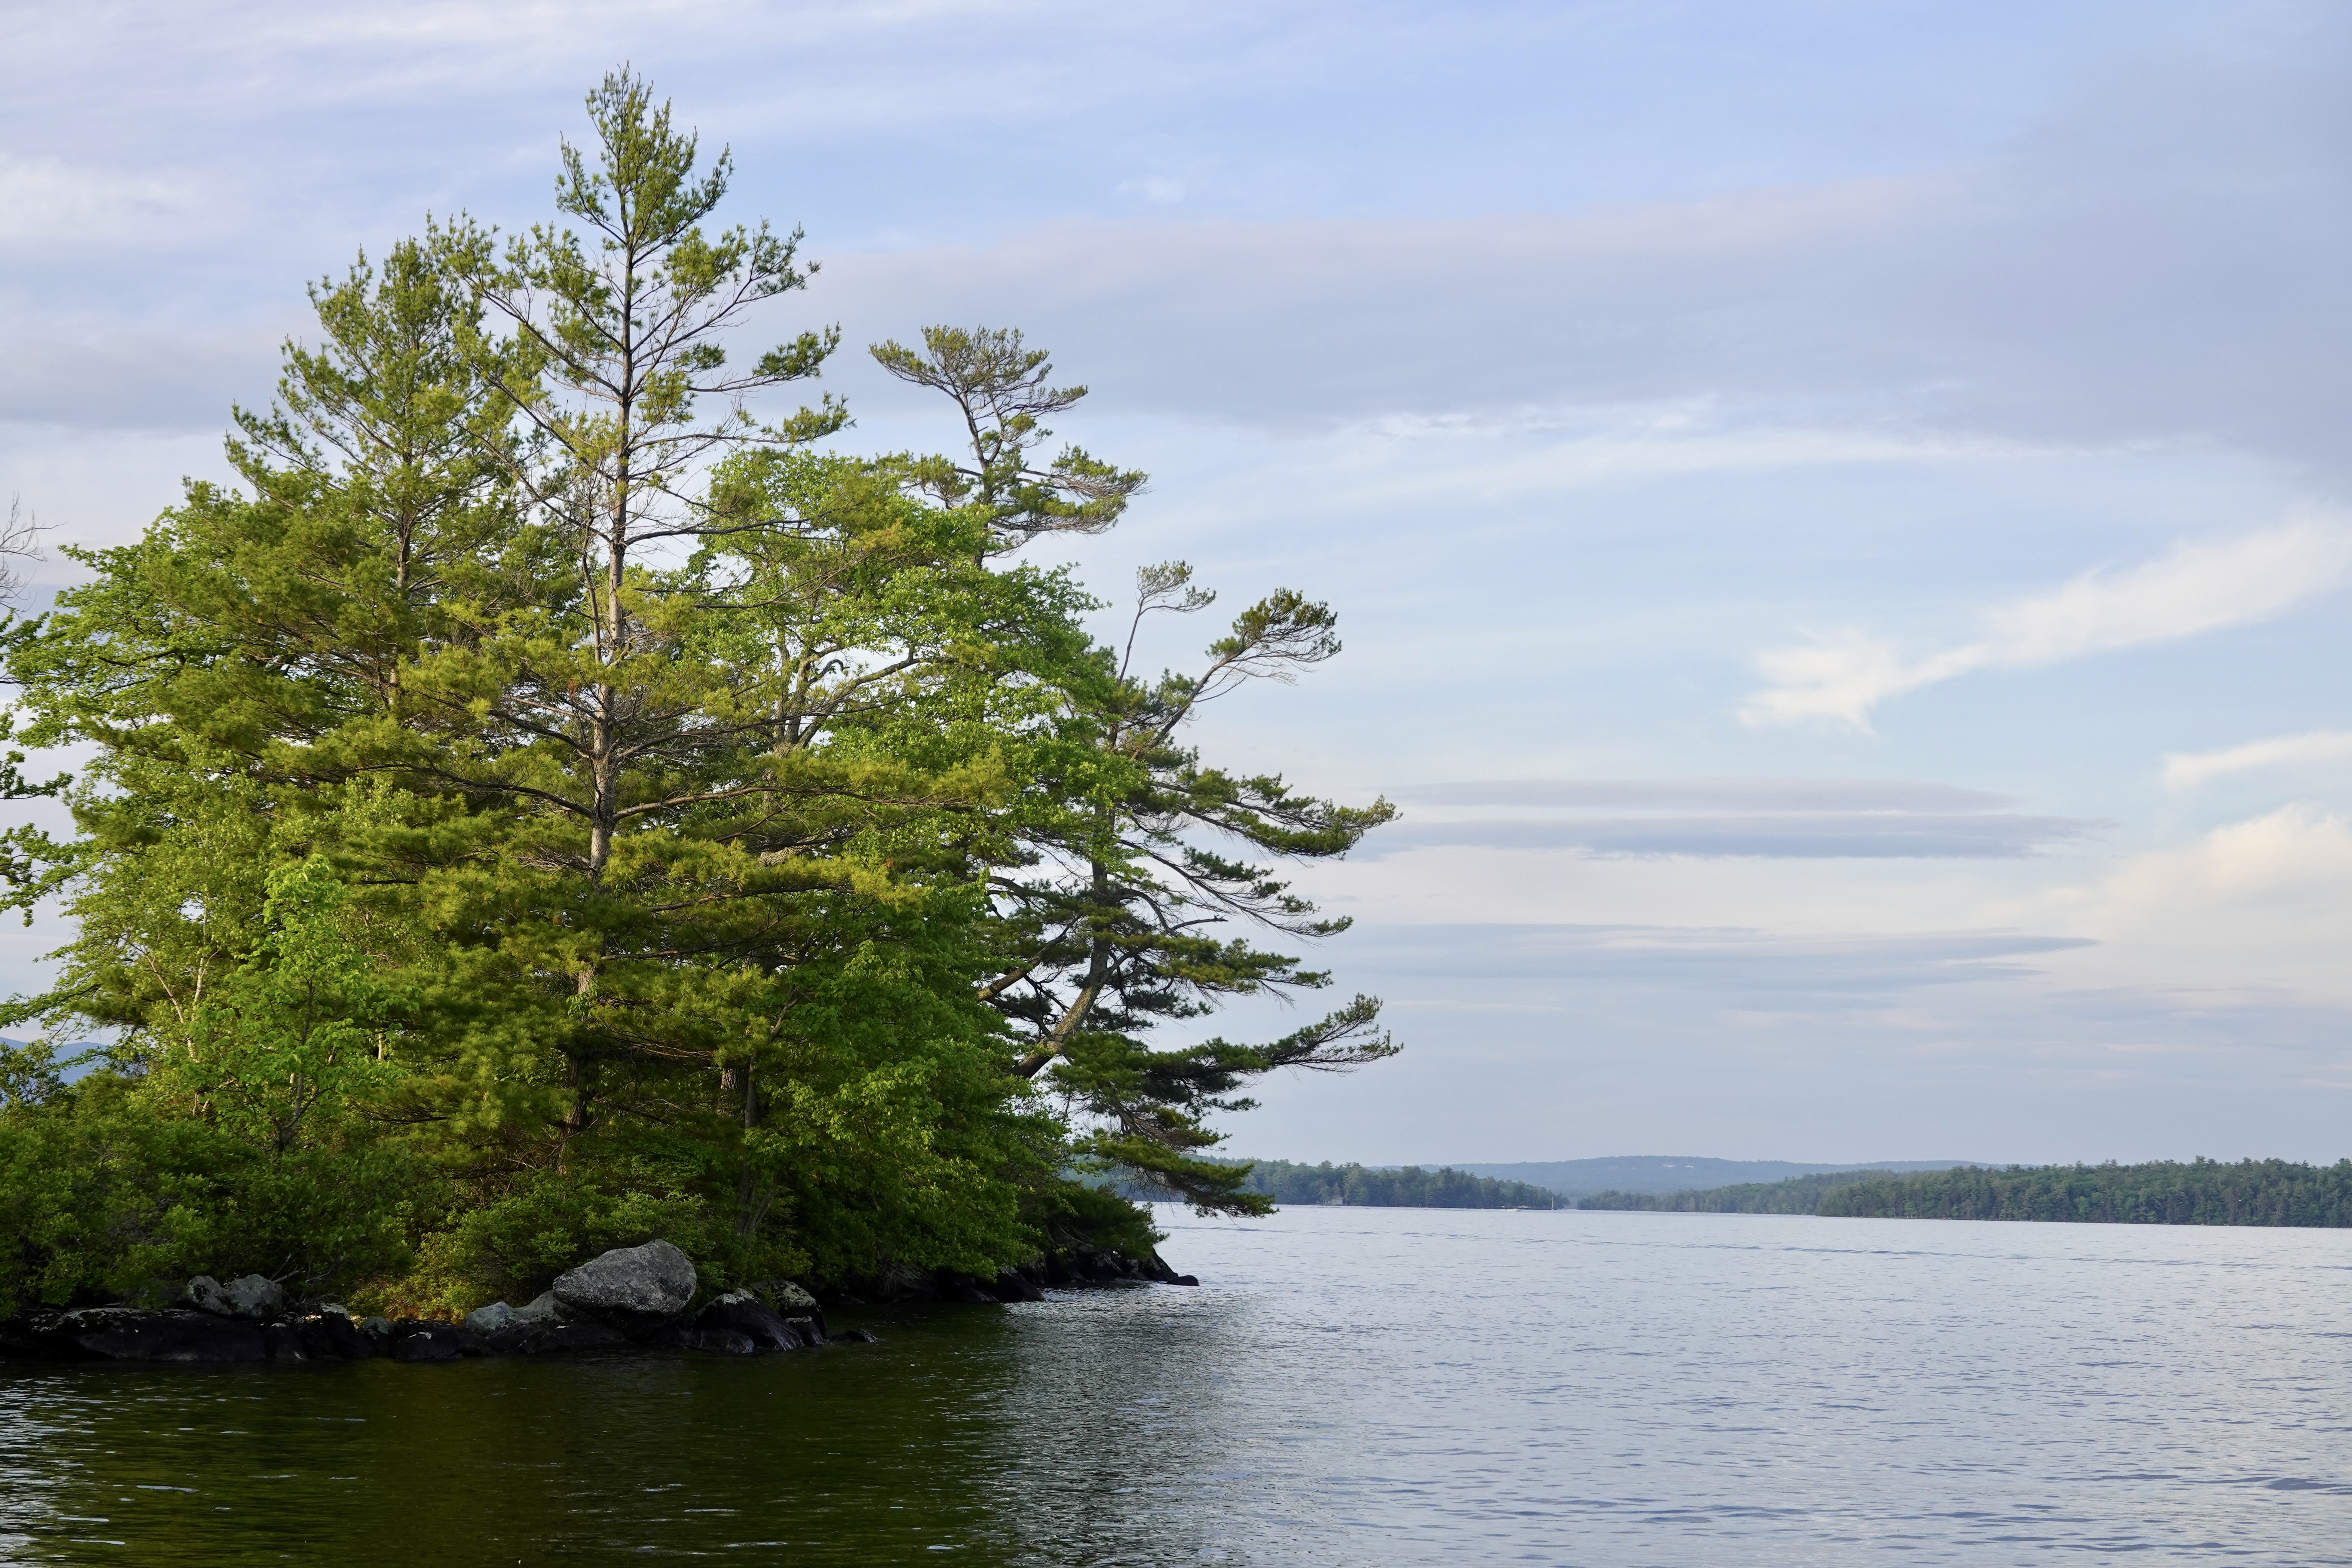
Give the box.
[551,1240,696,1328]
[511,1291,565,1324]
[750,1279,820,1314]
[462,1302,516,1337]
[177,1274,287,1321]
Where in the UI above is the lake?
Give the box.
[3,1204,2348,1565]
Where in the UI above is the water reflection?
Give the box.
[4,1209,2352,1565]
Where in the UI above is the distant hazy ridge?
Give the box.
[1437,1156,1980,1199]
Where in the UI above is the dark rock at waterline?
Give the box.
[679,1326,759,1355]
[1171,1274,1199,1286]
[15,1307,272,1363]
[695,1291,804,1352]
[297,1311,378,1359]
[493,1318,631,1356]
[830,1326,882,1343]
[747,1280,827,1339]
[390,1320,469,1363]
[992,1268,1046,1302]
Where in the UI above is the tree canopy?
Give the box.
[0,70,1394,1318]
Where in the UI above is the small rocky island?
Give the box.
[0,1240,1195,1365]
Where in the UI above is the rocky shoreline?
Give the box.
[0,1240,1197,1365]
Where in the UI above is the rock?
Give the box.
[296,1312,375,1359]
[60,1308,268,1363]
[389,1320,465,1363]
[493,1319,628,1355]
[463,1302,516,1337]
[742,1282,827,1339]
[694,1291,802,1352]
[679,1326,757,1355]
[177,1274,287,1321]
[992,1268,1046,1302]
[1171,1274,1200,1287]
[551,1240,696,1330]
[861,1264,940,1304]
[263,1323,309,1362]
[749,1279,820,1314]
[830,1326,881,1344]
[946,1278,1001,1305]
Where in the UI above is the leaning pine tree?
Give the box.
[873,328,1400,1215]
[0,70,1395,1319]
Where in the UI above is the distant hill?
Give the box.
[1435,1156,1985,1199]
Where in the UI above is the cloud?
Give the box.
[1400,778,2016,812]
[2030,804,2352,1003]
[1368,813,2101,860]
[0,155,211,255]
[1344,922,2092,995]
[0,325,285,433]
[2164,730,2352,790]
[1373,776,2098,859]
[1745,516,2352,727]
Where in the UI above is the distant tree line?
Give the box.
[1226,1160,1561,1209]
[1579,1168,1895,1214]
[1581,1159,2352,1227]
[1820,1159,2352,1225]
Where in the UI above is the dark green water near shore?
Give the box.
[5,1205,2352,1565]
[0,1288,1237,1565]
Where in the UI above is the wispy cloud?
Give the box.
[1744,516,2352,728]
[1376,777,2094,859]
[1401,778,2016,812]
[1346,922,2092,993]
[2163,730,2352,790]
[1370,814,2100,860]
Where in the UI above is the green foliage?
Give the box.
[0,70,1394,1321]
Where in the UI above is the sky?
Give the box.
[3,0,2349,1165]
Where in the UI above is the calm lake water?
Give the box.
[2,1204,2349,1565]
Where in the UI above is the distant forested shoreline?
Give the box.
[1197,1160,1561,1209]
[1579,1168,1895,1214]
[1581,1159,2352,1227]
